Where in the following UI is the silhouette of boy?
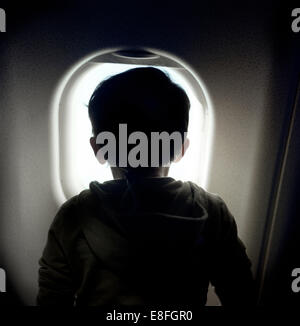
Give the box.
[37,67,254,306]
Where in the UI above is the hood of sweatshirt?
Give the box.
[88,177,208,257]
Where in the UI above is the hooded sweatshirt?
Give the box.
[37,177,254,306]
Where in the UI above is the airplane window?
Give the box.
[51,50,214,203]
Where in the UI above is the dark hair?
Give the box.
[88,67,190,169]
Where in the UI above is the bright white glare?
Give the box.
[65,63,205,194]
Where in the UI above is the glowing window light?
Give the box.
[52,57,213,203]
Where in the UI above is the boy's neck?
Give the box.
[111,167,169,180]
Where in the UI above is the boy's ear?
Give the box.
[90,137,107,165]
[90,137,98,156]
[174,137,190,163]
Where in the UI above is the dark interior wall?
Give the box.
[0,0,299,305]
[259,81,300,306]
[257,37,300,305]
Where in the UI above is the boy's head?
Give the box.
[88,67,190,176]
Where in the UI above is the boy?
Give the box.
[37,67,254,306]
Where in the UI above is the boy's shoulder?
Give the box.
[187,181,228,212]
[188,181,236,234]
[49,189,96,233]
